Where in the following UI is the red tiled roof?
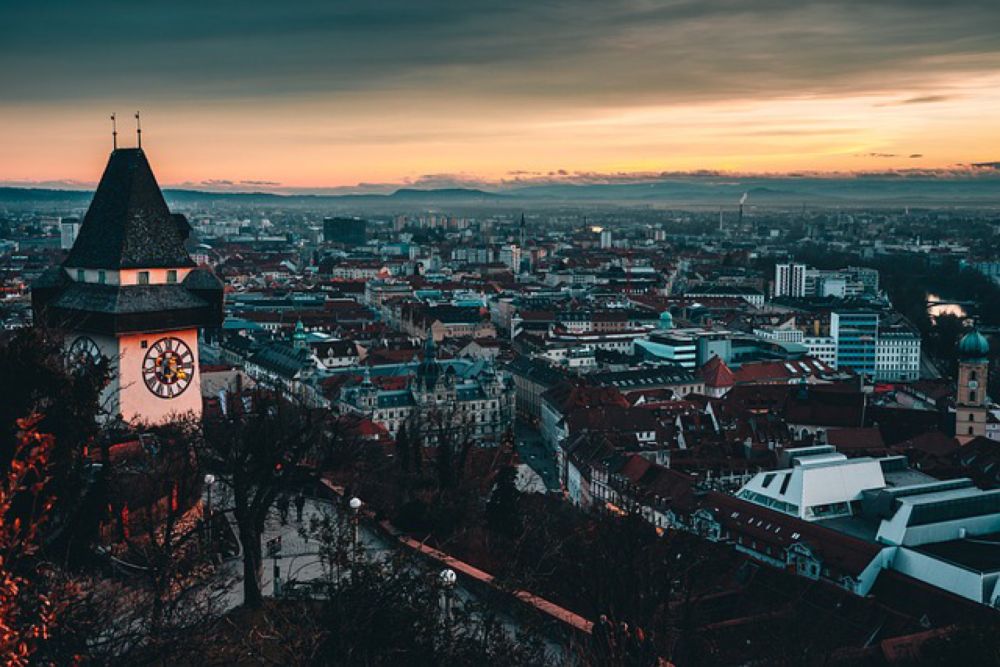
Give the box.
[619,454,653,481]
[826,427,886,452]
[892,430,960,457]
[701,355,735,388]
[705,492,882,575]
[733,357,835,385]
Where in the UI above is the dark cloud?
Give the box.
[857,152,924,159]
[896,94,954,104]
[875,94,956,106]
[973,161,1000,170]
[2,1,999,107]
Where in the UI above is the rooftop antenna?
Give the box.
[110,113,117,150]
[135,111,142,149]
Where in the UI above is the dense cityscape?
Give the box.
[3,145,1000,664]
[5,2,1000,665]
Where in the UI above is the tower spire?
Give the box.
[135,111,142,149]
[110,113,117,150]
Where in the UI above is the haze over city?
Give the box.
[4,1,1000,192]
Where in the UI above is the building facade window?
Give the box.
[98,270,106,284]
[138,271,150,285]
[167,269,177,283]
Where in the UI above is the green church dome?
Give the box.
[958,330,990,361]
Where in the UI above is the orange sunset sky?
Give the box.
[3,2,1000,192]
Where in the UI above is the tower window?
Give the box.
[137,271,150,285]
[167,270,177,284]
[970,391,977,403]
[76,269,85,282]
[971,370,978,381]
[969,426,975,435]
[969,414,975,422]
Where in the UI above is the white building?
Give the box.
[721,446,1000,606]
[875,329,922,382]
[804,336,837,366]
[60,217,81,250]
[773,263,807,298]
[754,326,805,344]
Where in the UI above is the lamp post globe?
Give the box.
[349,497,362,512]
[203,473,217,544]
[440,568,457,619]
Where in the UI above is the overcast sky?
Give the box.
[3,0,1000,191]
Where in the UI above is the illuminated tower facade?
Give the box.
[32,147,223,424]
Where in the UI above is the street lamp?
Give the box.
[204,473,217,546]
[204,474,216,516]
[440,568,457,620]
[348,497,362,556]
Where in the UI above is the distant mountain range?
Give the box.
[2,177,999,208]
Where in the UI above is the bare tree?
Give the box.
[103,428,230,662]
[200,389,335,607]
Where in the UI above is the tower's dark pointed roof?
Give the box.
[64,148,195,270]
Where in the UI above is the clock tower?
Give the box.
[32,147,223,424]
[955,329,991,444]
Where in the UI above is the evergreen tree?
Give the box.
[486,465,521,538]
[435,440,453,490]
[396,423,411,473]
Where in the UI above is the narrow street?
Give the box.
[516,419,561,493]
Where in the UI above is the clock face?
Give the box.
[68,336,103,369]
[142,337,195,399]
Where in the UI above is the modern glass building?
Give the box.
[831,310,879,376]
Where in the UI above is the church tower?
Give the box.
[32,147,223,424]
[955,329,990,444]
